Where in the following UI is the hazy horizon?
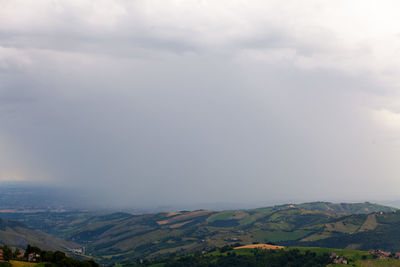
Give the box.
[1,181,400,212]
[2,1,400,208]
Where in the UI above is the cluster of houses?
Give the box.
[27,253,40,262]
[330,253,348,264]
[368,249,400,259]
[68,247,84,254]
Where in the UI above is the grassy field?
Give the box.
[291,246,370,260]
[207,212,236,222]
[327,259,400,267]
[359,214,378,231]
[354,259,400,266]
[239,208,273,225]
[9,261,44,267]
[254,230,312,242]
[325,221,360,233]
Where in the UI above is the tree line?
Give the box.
[0,244,99,267]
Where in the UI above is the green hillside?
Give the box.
[0,218,79,251]
[0,202,397,263]
[285,212,400,251]
[116,245,400,267]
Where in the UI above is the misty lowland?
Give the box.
[3,1,400,266]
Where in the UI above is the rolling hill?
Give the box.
[285,211,400,251]
[0,201,397,263]
[0,218,79,251]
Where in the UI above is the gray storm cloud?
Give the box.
[1,0,400,207]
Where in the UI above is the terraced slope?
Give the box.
[288,212,400,251]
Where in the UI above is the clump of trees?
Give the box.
[0,245,14,262]
[25,245,98,267]
[0,244,98,267]
[219,243,243,252]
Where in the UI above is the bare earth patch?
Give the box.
[169,220,193,229]
[157,210,213,225]
[166,212,181,217]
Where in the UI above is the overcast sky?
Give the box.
[1,0,400,207]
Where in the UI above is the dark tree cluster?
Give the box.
[0,244,99,267]
[0,245,18,262]
[24,245,99,267]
